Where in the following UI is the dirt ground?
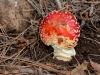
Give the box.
[0,0,100,75]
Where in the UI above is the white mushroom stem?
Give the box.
[52,45,76,61]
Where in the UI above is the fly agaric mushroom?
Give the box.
[40,10,80,61]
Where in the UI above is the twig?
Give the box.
[72,1,100,4]
[37,52,53,62]
[55,0,62,9]
[10,47,26,66]
[0,56,68,75]
[27,0,44,16]
[0,53,17,63]
[81,35,100,44]
[0,41,17,48]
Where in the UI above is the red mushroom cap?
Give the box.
[40,10,80,49]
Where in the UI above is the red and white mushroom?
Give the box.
[39,10,80,61]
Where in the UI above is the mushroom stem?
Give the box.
[52,45,76,61]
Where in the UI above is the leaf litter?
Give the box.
[0,0,100,75]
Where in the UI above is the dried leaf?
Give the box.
[90,59,100,71]
[97,72,100,75]
[90,59,100,75]
[71,61,88,75]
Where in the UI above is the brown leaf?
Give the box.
[71,61,88,75]
[97,72,100,75]
[90,59,100,71]
[90,59,100,75]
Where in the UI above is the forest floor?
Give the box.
[0,0,100,75]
